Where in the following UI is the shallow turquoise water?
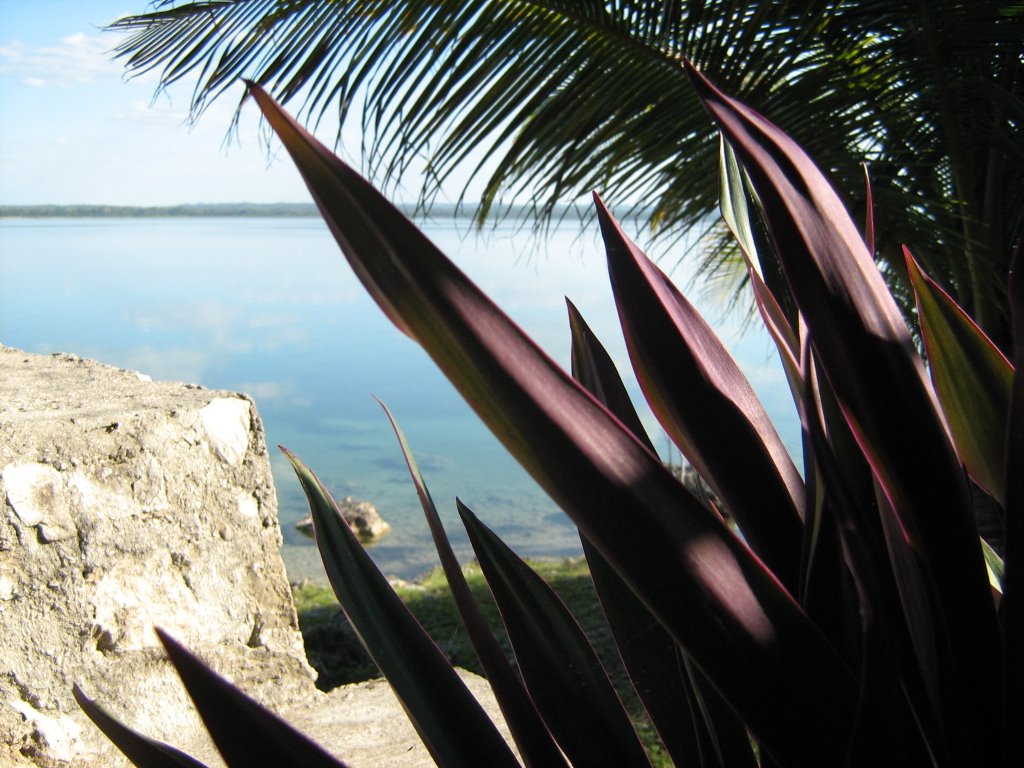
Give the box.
[0,216,797,579]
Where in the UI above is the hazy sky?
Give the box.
[0,0,471,206]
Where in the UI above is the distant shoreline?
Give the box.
[2,202,381,218]
[0,202,590,221]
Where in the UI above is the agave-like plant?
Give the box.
[76,66,1019,767]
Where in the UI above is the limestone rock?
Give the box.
[0,345,316,767]
[0,346,517,767]
[296,496,391,545]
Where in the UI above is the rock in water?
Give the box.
[0,345,316,766]
[295,496,391,544]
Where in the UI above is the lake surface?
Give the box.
[0,216,797,582]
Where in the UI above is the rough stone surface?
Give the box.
[0,346,514,767]
[0,345,314,766]
[296,496,391,544]
[168,668,517,768]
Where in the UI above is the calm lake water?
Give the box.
[0,216,797,581]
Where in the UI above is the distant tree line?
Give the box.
[0,203,319,218]
[0,202,590,221]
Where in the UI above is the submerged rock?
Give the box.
[296,496,391,545]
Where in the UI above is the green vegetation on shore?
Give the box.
[292,557,594,689]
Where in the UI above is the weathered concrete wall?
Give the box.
[0,346,316,766]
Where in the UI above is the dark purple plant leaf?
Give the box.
[376,398,568,768]
[458,500,651,767]
[249,83,860,766]
[907,247,1014,505]
[596,196,805,592]
[806,339,952,765]
[686,62,1001,765]
[720,147,842,662]
[799,349,941,764]
[280,448,521,767]
[1003,247,1023,766]
[72,685,211,768]
[566,298,652,451]
[797,343,884,667]
[871,481,948,755]
[583,536,758,768]
[568,303,755,766]
[719,69,961,764]
[154,630,348,768]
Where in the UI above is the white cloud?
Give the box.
[134,303,240,333]
[113,346,211,384]
[236,381,288,401]
[0,31,123,88]
[115,97,190,127]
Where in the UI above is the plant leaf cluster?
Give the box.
[77,68,1019,767]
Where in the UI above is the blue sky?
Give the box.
[0,1,456,206]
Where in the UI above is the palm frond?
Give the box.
[109,0,1024,342]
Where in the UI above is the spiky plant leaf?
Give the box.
[154,630,348,767]
[906,247,1014,504]
[862,165,875,257]
[72,685,211,768]
[596,196,805,592]
[719,136,760,270]
[719,135,802,384]
[248,80,861,766]
[567,301,755,766]
[281,448,520,767]
[565,297,651,450]
[376,398,568,768]
[1003,249,1024,764]
[686,61,1002,766]
[458,500,651,767]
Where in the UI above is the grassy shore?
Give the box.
[292,556,671,765]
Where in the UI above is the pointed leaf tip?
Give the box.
[905,247,1012,503]
[154,628,350,767]
[73,684,211,768]
[279,450,521,767]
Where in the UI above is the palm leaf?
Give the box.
[109,1,1024,343]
